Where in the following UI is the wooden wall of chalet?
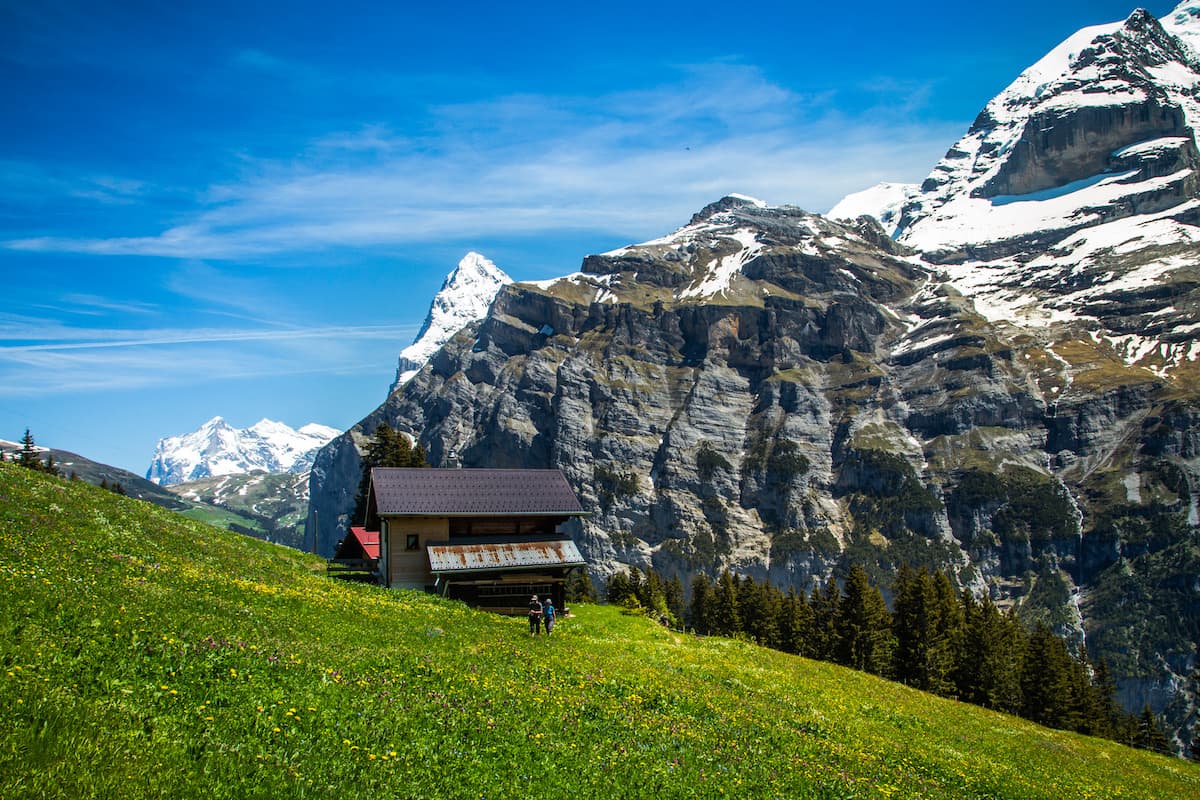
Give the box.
[384,517,447,589]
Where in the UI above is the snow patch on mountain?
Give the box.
[391,252,512,391]
[146,417,340,485]
[1164,1,1200,55]
[827,182,920,237]
[679,228,764,300]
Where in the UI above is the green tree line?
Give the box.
[609,563,1174,756]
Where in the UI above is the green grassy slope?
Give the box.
[1,463,1197,800]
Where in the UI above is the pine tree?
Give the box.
[809,580,841,662]
[891,564,928,686]
[688,573,714,634]
[352,424,427,525]
[837,564,893,676]
[605,570,634,605]
[17,428,40,470]
[566,567,598,604]
[1020,624,1081,731]
[627,567,644,606]
[1083,656,1121,739]
[779,588,816,657]
[739,575,781,647]
[710,569,742,637]
[1135,705,1172,754]
[665,574,686,629]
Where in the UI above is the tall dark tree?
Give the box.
[566,567,598,604]
[605,570,635,605]
[837,564,893,676]
[688,573,714,634]
[353,424,428,525]
[739,576,781,648]
[18,428,42,471]
[809,580,841,662]
[665,574,686,628]
[1084,657,1122,739]
[710,569,742,637]
[1189,642,1200,761]
[1135,705,1172,754]
[779,588,816,657]
[891,564,929,686]
[1020,624,1081,731]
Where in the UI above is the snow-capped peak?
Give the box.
[390,252,512,391]
[146,416,340,485]
[886,4,1200,378]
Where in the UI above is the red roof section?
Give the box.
[348,526,380,559]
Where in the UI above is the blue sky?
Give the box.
[0,0,1175,474]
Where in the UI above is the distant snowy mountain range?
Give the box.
[146,417,340,485]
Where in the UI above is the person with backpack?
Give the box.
[528,594,543,636]
[542,597,556,635]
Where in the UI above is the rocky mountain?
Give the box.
[390,251,512,392]
[308,5,1200,749]
[147,416,339,486]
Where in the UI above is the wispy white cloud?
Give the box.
[0,317,420,396]
[3,63,961,261]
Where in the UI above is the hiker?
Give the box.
[528,594,543,635]
[542,597,556,635]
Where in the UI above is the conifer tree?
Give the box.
[837,564,893,676]
[566,567,597,603]
[779,587,816,657]
[739,575,781,647]
[605,570,635,605]
[18,428,40,471]
[1021,624,1081,731]
[352,424,427,525]
[710,569,741,637]
[688,573,714,634]
[1189,643,1200,761]
[1135,705,1172,754]
[1084,656,1122,739]
[665,574,686,628]
[891,564,929,686]
[627,567,645,606]
[809,580,841,662]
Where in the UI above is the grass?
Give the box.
[2,462,1198,799]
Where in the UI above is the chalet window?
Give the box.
[405,534,419,551]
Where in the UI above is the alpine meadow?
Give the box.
[2,463,1199,798]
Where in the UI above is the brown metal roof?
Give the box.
[427,539,586,574]
[370,468,585,516]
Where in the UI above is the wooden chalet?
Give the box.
[363,467,587,612]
